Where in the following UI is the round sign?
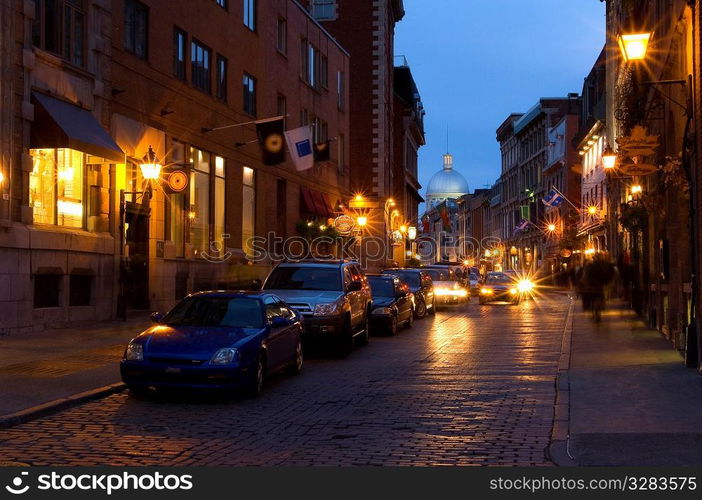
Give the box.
[168,170,189,192]
[560,248,573,259]
[619,162,658,176]
[265,133,284,154]
[333,215,355,236]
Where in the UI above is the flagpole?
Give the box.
[202,115,286,133]
[550,185,580,211]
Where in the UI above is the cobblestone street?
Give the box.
[0,294,571,466]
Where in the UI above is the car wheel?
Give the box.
[358,309,370,345]
[428,298,437,315]
[415,299,427,319]
[404,309,414,329]
[336,317,354,358]
[289,338,304,375]
[246,355,266,398]
[388,313,398,336]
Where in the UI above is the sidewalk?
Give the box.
[567,299,702,466]
[0,315,149,420]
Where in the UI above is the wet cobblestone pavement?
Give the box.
[0,295,570,466]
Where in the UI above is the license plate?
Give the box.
[165,367,181,374]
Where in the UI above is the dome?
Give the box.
[425,153,469,207]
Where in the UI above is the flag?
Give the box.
[255,117,285,166]
[314,140,331,162]
[542,189,565,207]
[284,126,314,171]
[515,219,530,231]
[422,215,430,233]
[440,206,452,232]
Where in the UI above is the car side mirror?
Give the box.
[270,317,291,328]
[251,279,263,291]
[347,281,363,292]
[150,312,163,323]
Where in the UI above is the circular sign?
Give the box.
[619,161,658,176]
[333,215,355,236]
[168,170,189,192]
[265,133,284,153]
[560,248,573,259]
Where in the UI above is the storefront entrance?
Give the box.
[125,202,150,310]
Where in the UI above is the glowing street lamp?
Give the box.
[602,146,617,169]
[618,32,652,62]
[631,184,643,195]
[408,226,417,241]
[0,171,4,184]
[356,216,368,228]
[587,206,599,216]
[547,223,557,233]
[139,146,162,181]
[399,225,408,234]
[354,194,364,202]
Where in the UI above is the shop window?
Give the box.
[30,148,84,228]
[189,147,211,257]
[34,273,61,308]
[242,167,256,257]
[69,273,92,306]
[214,156,226,254]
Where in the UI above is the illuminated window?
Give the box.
[243,0,256,30]
[30,148,84,228]
[242,167,256,257]
[214,156,226,253]
[189,147,211,256]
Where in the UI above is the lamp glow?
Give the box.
[631,185,643,195]
[357,216,368,227]
[618,32,651,62]
[139,146,162,180]
[602,146,617,169]
[587,206,598,215]
[547,224,557,232]
[408,226,417,240]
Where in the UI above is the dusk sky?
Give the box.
[394,1,606,199]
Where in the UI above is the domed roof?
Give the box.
[426,153,469,198]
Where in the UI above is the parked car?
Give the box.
[120,291,304,397]
[422,268,469,305]
[479,272,521,305]
[367,274,414,335]
[381,268,436,318]
[262,260,372,356]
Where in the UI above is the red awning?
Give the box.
[321,193,334,217]
[300,187,317,215]
[310,190,328,217]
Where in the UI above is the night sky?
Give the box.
[394,0,606,200]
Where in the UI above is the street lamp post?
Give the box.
[117,146,163,321]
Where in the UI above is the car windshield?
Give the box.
[264,266,341,291]
[162,296,264,328]
[469,274,480,281]
[368,277,395,297]
[486,274,513,285]
[383,271,420,288]
[425,269,454,282]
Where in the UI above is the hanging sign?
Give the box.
[619,157,658,176]
[167,170,189,192]
[333,215,355,236]
[616,125,660,157]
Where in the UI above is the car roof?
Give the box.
[274,259,358,268]
[382,268,423,272]
[187,290,273,300]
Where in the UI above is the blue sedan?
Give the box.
[120,291,304,397]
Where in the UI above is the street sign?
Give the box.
[616,125,660,156]
[619,159,658,176]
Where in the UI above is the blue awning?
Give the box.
[31,92,124,161]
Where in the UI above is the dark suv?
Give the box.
[263,260,373,356]
[381,268,436,318]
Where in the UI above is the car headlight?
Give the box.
[510,288,519,295]
[210,348,240,365]
[314,301,342,316]
[480,288,493,295]
[517,280,535,292]
[372,307,393,315]
[125,342,144,361]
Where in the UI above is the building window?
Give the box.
[32,0,85,66]
[338,133,345,175]
[276,17,287,54]
[214,156,226,253]
[243,0,256,30]
[173,28,187,80]
[34,273,61,308]
[242,167,256,257]
[319,55,328,88]
[300,108,309,127]
[216,0,227,9]
[300,39,322,89]
[30,148,85,228]
[191,40,211,93]
[216,55,228,101]
[190,147,211,257]
[311,0,336,20]
[124,0,148,59]
[167,140,186,258]
[243,73,256,116]
[337,70,345,110]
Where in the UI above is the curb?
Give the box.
[0,382,127,430]
[547,297,577,466]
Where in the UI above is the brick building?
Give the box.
[0,0,350,334]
